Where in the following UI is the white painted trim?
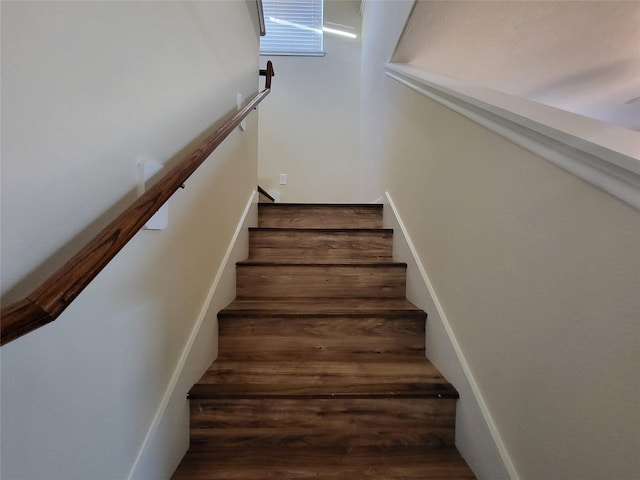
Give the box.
[385,63,640,211]
[385,191,520,480]
[127,190,257,480]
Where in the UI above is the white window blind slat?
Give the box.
[260,0,324,55]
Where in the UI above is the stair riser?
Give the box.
[199,361,448,386]
[189,398,455,449]
[218,337,424,361]
[190,429,455,449]
[248,229,392,263]
[219,316,425,337]
[258,205,383,229]
[218,317,425,361]
[236,265,406,298]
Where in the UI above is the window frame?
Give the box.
[259,0,325,57]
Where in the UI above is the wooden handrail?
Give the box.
[0,62,275,347]
[257,185,276,202]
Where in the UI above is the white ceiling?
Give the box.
[393,1,640,131]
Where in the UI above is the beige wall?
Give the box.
[372,75,640,479]
[362,3,639,478]
[0,2,260,479]
[360,0,415,202]
[362,2,512,478]
[258,0,362,202]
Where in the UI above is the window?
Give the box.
[260,0,324,56]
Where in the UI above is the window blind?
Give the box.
[260,0,324,55]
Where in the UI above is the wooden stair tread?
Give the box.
[249,227,393,232]
[237,261,406,267]
[198,359,446,377]
[245,259,395,264]
[219,297,426,317]
[172,446,476,479]
[189,382,458,399]
[260,203,384,207]
[195,359,452,389]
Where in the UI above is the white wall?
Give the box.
[0,2,261,479]
[360,0,415,202]
[362,2,511,479]
[258,0,362,202]
[362,4,640,480]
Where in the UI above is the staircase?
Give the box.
[172,203,476,479]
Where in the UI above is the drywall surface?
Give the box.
[373,76,640,479]
[258,0,362,202]
[382,194,512,480]
[0,2,260,479]
[394,1,640,131]
[360,0,415,202]
[362,2,512,479]
[129,196,258,480]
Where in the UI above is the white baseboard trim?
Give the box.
[127,190,257,480]
[384,191,519,480]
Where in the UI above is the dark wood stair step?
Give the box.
[218,316,426,361]
[187,426,455,450]
[188,358,459,450]
[219,297,426,317]
[189,382,458,400]
[172,446,477,479]
[187,397,456,449]
[188,366,457,449]
[258,203,383,229]
[236,263,407,298]
[248,228,393,263]
[219,315,426,336]
[195,359,451,388]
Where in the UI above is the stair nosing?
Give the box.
[218,310,426,318]
[249,227,393,233]
[219,298,427,318]
[236,261,407,267]
[188,383,459,400]
[258,203,383,208]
